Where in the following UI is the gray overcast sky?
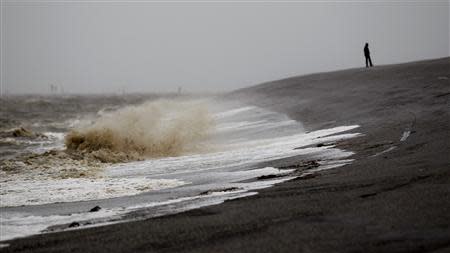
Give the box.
[1,1,449,94]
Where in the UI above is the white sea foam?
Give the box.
[0,167,293,241]
[213,106,256,119]
[372,146,397,157]
[0,101,362,241]
[0,178,185,207]
[0,208,118,241]
[400,130,411,142]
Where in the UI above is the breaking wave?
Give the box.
[65,99,214,160]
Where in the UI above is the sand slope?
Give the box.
[2,58,449,253]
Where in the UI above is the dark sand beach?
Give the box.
[2,58,449,252]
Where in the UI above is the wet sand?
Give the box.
[2,57,449,252]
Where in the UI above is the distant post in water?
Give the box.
[364,43,374,68]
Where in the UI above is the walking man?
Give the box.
[364,43,373,68]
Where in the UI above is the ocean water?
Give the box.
[0,95,360,241]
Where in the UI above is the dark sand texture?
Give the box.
[2,58,449,253]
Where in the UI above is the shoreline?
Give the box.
[0,100,360,241]
[2,57,449,252]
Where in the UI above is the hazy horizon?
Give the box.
[1,1,449,94]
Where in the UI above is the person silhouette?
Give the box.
[364,43,373,68]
